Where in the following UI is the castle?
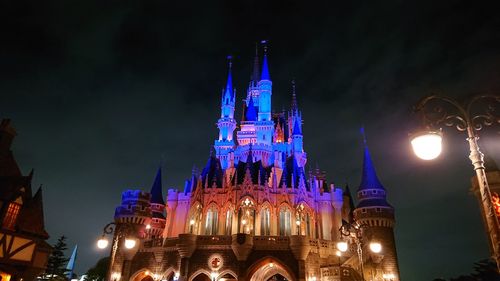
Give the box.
[107,45,401,281]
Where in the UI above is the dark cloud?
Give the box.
[1,1,500,280]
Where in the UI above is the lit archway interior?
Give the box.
[249,262,293,281]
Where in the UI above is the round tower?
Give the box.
[114,189,152,238]
[352,139,400,281]
[149,167,166,238]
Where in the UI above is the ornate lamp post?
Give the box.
[410,94,500,271]
[97,222,137,281]
[337,222,382,280]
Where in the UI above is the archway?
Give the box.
[192,273,211,281]
[247,257,294,281]
[130,269,155,281]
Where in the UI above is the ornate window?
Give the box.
[188,203,203,234]
[205,206,218,235]
[279,206,292,236]
[260,207,271,235]
[3,203,21,230]
[225,208,233,235]
[238,198,255,234]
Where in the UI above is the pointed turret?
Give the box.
[359,136,385,191]
[148,167,166,238]
[150,167,164,205]
[251,43,260,87]
[246,97,257,121]
[353,128,400,280]
[222,59,234,104]
[261,46,270,81]
[292,118,302,136]
[215,57,237,169]
[17,186,48,238]
[65,245,78,279]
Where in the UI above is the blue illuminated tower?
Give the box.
[288,82,306,167]
[149,167,166,238]
[215,57,237,169]
[353,132,400,280]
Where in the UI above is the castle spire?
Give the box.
[260,41,270,81]
[223,56,234,102]
[358,128,385,191]
[291,79,298,112]
[150,167,165,205]
[251,43,260,86]
[245,96,257,121]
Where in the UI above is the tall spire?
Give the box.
[251,43,260,86]
[260,41,270,81]
[150,167,165,205]
[65,245,78,279]
[223,56,234,102]
[358,128,385,191]
[291,80,298,112]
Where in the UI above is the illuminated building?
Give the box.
[108,45,401,281]
[0,119,52,281]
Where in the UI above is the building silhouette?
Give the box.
[0,119,52,281]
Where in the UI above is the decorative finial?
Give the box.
[261,40,268,54]
[227,55,233,69]
[360,126,367,145]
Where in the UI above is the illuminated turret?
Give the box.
[215,57,237,169]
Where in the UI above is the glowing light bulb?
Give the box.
[369,241,382,253]
[411,130,443,160]
[124,238,136,249]
[336,241,348,252]
[97,237,109,249]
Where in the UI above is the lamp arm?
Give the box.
[414,95,470,132]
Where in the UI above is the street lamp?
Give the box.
[410,94,500,271]
[338,222,382,280]
[97,222,137,281]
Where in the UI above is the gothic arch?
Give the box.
[162,267,176,281]
[129,268,154,281]
[188,269,212,281]
[245,256,295,281]
[216,269,238,281]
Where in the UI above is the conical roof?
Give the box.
[358,142,385,191]
[150,167,165,205]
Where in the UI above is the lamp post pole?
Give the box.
[413,94,500,271]
[99,222,136,281]
[339,222,366,280]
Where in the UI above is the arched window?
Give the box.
[238,198,255,234]
[188,203,203,234]
[260,207,271,235]
[205,206,218,235]
[225,208,233,235]
[279,206,292,236]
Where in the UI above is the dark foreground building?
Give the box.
[0,119,52,281]
[106,47,400,281]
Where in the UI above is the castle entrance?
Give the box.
[247,258,294,281]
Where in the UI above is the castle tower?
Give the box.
[288,82,306,167]
[114,190,152,238]
[215,58,237,169]
[149,167,166,238]
[353,136,400,281]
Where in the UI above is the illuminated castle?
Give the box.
[108,45,401,281]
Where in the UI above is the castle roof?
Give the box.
[261,51,271,81]
[150,167,164,205]
[358,141,385,191]
[223,57,234,102]
[17,186,49,238]
[245,97,257,121]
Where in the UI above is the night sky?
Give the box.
[1,1,500,280]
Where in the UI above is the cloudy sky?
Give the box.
[1,1,500,280]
